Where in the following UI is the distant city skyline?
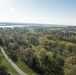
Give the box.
[0,0,76,25]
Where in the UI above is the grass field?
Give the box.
[31,44,36,50]
[15,58,37,75]
[2,57,20,75]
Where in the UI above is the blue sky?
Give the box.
[0,0,76,25]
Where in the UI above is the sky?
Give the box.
[0,0,76,25]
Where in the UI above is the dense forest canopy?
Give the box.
[0,25,76,75]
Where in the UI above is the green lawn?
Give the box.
[31,44,36,50]
[2,58,20,75]
[15,58,37,75]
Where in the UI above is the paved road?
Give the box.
[0,46,27,75]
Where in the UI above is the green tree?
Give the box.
[39,36,49,45]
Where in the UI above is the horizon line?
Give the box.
[0,21,76,26]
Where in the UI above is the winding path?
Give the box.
[0,46,27,75]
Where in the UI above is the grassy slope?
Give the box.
[2,58,20,75]
[15,58,37,75]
